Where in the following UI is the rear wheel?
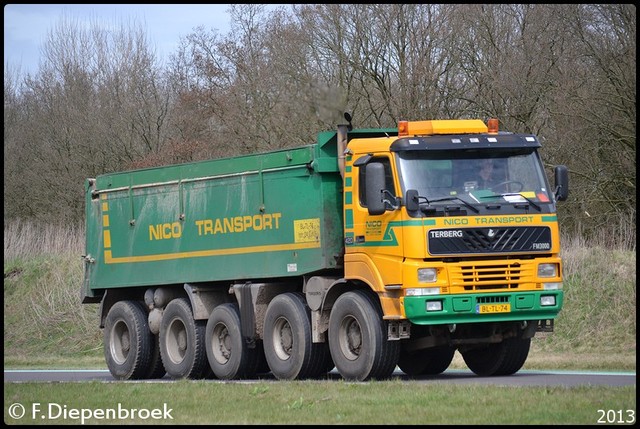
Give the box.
[328,290,399,381]
[103,301,153,380]
[144,334,166,379]
[263,292,329,380]
[205,303,260,379]
[159,298,209,379]
[462,337,531,376]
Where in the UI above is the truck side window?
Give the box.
[359,157,395,207]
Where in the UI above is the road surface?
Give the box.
[4,368,636,386]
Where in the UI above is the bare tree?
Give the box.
[4,4,635,245]
[4,14,170,222]
[544,4,636,239]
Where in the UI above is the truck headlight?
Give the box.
[418,268,437,283]
[540,295,556,306]
[538,263,558,278]
[426,300,443,311]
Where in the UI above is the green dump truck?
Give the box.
[83,115,569,381]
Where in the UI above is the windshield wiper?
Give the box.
[479,193,541,211]
[424,196,480,213]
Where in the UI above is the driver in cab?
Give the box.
[477,158,496,189]
[464,158,498,193]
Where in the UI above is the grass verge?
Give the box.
[4,381,636,425]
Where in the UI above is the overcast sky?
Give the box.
[4,4,243,75]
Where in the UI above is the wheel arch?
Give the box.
[321,279,370,313]
[99,288,148,328]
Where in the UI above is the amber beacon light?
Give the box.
[487,118,499,134]
[398,120,409,137]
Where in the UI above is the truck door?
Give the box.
[349,156,404,286]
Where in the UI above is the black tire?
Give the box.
[159,298,209,379]
[398,345,455,376]
[462,337,531,376]
[263,292,329,380]
[328,290,400,381]
[144,334,166,379]
[205,303,260,380]
[103,300,154,380]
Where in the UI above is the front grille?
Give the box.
[428,226,551,255]
[449,262,535,291]
[477,295,510,304]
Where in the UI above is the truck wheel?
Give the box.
[205,303,260,379]
[144,334,166,379]
[103,300,153,380]
[159,298,209,379]
[462,337,531,376]
[263,292,328,380]
[398,345,455,376]
[328,290,400,381]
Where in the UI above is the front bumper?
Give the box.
[403,290,563,325]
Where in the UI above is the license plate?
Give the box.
[476,303,511,314]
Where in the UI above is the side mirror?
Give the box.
[554,165,569,201]
[366,162,386,215]
[405,189,419,212]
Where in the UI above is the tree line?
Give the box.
[3,4,636,247]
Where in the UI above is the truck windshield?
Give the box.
[396,149,553,207]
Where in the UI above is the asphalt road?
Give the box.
[4,368,636,386]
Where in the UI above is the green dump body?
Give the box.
[83,133,347,298]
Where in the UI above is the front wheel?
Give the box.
[461,337,531,376]
[328,290,399,381]
[398,345,455,376]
